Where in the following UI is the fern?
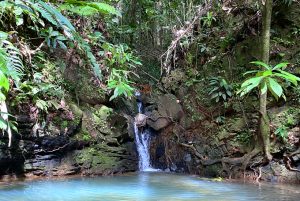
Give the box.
[0,31,22,148]
[0,32,24,85]
[77,36,102,79]
[19,0,102,79]
[3,1,102,79]
[38,1,75,31]
[31,1,59,26]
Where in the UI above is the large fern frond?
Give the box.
[14,0,102,79]
[37,1,75,32]
[0,32,24,85]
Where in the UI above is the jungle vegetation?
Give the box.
[1,0,300,172]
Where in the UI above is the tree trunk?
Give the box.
[129,0,138,45]
[260,0,273,161]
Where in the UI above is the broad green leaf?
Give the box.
[208,87,219,95]
[239,77,263,96]
[211,93,219,99]
[243,70,259,76]
[0,71,9,92]
[262,70,272,77]
[222,94,226,100]
[226,90,232,97]
[8,121,18,132]
[274,73,297,86]
[267,77,283,100]
[241,77,263,88]
[278,70,300,83]
[250,61,271,70]
[273,62,289,70]
[260,81,267,95]
[0,117,7,130]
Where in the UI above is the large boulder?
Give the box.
[80,105,132,144]
[147,94,184,131]
[74,143,137,175]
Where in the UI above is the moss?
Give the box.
[75,147,96,165]
[69,103,83,124]
[61,121,68,129]
[94,105,113,120]
[75,146,120,172]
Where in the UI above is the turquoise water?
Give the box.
[0,173,299,201]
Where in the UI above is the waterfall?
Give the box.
[134,100,157,171]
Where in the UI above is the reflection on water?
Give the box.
[0,173,299,201]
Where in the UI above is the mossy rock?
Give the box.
[79,105,130,144]
[74,147,123,175]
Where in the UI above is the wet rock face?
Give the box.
[0,142,24,175]
[0,101,138,179]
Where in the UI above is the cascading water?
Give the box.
[134,96,156,171]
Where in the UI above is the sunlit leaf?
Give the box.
[250,61,271,70]
[267,77,283,100]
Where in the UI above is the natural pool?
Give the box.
[0,172,299,201]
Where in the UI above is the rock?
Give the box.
[183,153,192,162]
[134,113,148,127]
[147,111,170,131]
[292,154,300,162]
[146,94,184,131]
[157,94,184,121]
[261,161,300,183]
[74,143,137,175]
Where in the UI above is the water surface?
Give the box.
[0,173,299,201]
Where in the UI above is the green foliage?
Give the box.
[0,31,23,87]
[235,131,253,145]
[14,76,64,112]
[292,26,300,36]
[41,27,67,50]
[275,125,288,142]
[0,0,103,80]
[107,69,135,101]
[208,77,233,103]
[0,31,23,147]
[202,12,216,27]
[100,43,142,70]
[215,116,225,124]
[0,112,18,132]
[82,132,92,141]
[59,0,120,16]
[238,61,300,100]
[99,43,141,100]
